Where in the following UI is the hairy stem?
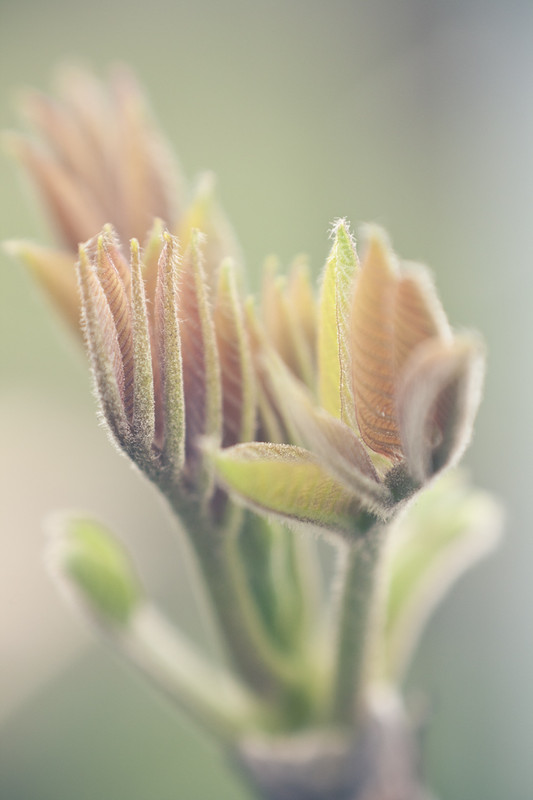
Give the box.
[329,521,385,725]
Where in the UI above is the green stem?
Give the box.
[166,491,311,703]
[119,603,274,741]
[328,520,385,726]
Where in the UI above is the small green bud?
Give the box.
[48,514,142,627]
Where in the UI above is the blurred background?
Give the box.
[0,1,532,798]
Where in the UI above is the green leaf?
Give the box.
[213,442,363,537]
[259,349,392,516]
[383,470,502,679]
[317,219,358,429]
[238,512,311,652]
[48,514,142,627]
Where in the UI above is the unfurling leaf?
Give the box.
[350,226,402,461]
[213,442,364,537]
[130,238,155,454]
[261,258,314,387]
[177,229,222,469]
[259,345,391,514]
[318,219,358,428]
[47,513,142,627]
[393,264,451,372]
[396,335,485,482]
[214,259,256,447]
[77,244,130,448]
[95,229,135,420]
[154,232,185,480]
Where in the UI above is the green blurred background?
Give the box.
[1,1,532,798]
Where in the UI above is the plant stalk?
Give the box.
[329,521,385,725]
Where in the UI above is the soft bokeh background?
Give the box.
[1,1,531,798]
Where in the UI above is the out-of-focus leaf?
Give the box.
[262,258,314,387]
[5,131,107,250]
[287,255,317,369]
[48,513,142,627]
[238,513,309,652]
[176,171,242,285]
[3,240,80,333]
[111,66,179,243]
[383,470,502,679]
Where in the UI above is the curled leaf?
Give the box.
[396,335,485,482]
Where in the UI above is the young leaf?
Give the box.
[177,229,222,464]
[350,226,402,460]
[396,335,485,482]
[213,442,363,537]
[5,133,107,250]
[130,238,155,454]
[287,255,317,368]
[383,471,502,678]
[77,244,130,448]
[318,219,359,428]
[111,65,180,241]
[3,240,80,333]
[47,513,142,627]
[154,232,185,480]
[393,264,451,373]
[95,230,135,421]
[214,259,256,447]
[261,258,314,387]
[176,171,242,286]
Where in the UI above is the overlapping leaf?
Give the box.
[214,442,364,537]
